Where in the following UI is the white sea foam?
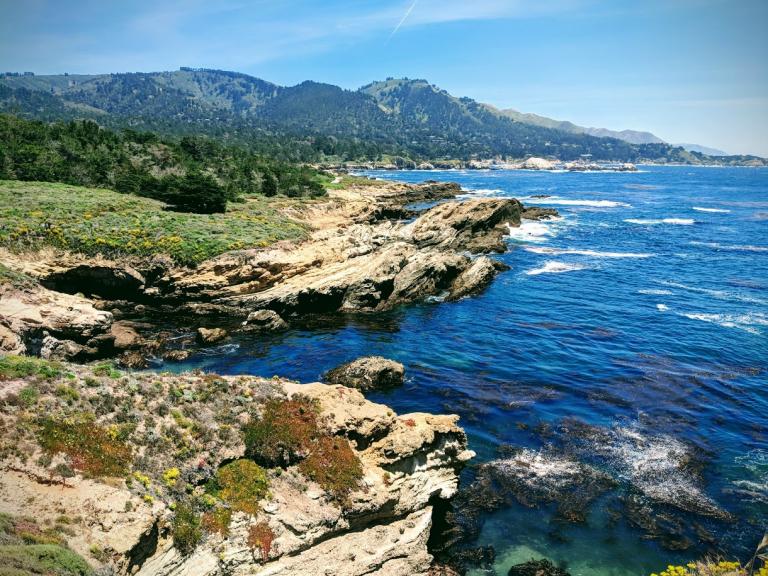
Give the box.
[597,427,724,516]
[656,304,669,311]
[679,312,767,335]
[692,206,731,213]
[690,241,768,252]
[525,196,631,208]
[489,450,582,488]
[459,187,504,197]
[638,289,673,295]
[659,280,768,306]
[526,261,586,275]
[505,220,554,242]
[625,218,695,225]
[524,246,653,258]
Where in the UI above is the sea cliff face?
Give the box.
[0,357,473,575]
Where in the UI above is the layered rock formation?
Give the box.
[0,179,552,362]
[0,358,473,576]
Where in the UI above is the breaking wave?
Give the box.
[690,241,768,253]
[524,246,653,258]
[692,207,731,213]
[679,311,767,335]
[526,261,587,275]
[625,218,695,225]
[524,196,631,208]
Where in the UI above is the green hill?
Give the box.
[1,69,763,165]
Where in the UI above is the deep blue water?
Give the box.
[171,166,767,575]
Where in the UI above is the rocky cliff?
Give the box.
[0,356,473,575]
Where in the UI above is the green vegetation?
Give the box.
[0,355,61,381]
[247,521,274,562]
[298,436,363,500]
[243,396,320,467]
[0,262,37,288]
[0,114,328,213]
[0,180,307,265]
[200,507,232,537]
[208,459,269,516]
[36,413,132,477]
[0,513,91,576]
[244,396,363,500]
[3,70,758,164]
[650,562,767,576]
[171,503,202,556]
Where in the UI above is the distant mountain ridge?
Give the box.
[496,107,665,145]
[0,69,760,165]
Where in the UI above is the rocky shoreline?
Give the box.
[0,177,559,575]
[1,178,556,367]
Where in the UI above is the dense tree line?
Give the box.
[0,114,326,213]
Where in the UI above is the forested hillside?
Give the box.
[2,69,749,164]
[0,114,325,213]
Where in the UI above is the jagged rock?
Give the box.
[39,333,86,360]
[387,250,468,306]
[404,199,522,253]
[448,256,508,301]
[0,323,24,354]
[118,350,149,369]
[242,310,289,332]
[325,356,405,390]
[163,349,192,362]
[110,320,143,350]
[508,559,572,576]
[0,283,113,359]
[196,327,228,344]
[522,207,560,221]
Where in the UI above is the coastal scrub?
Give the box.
[0,180,307,266]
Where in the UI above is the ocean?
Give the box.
[171,166,768,575]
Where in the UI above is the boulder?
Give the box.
[110,321,143,350]
[242,310,289,332]
[325,356,405,390]
[196,327,227,345]
[522,206,559,221]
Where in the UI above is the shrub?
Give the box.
[298,435,363,501]
[211,459,269,516]
[160,172,228,214]
[0,355,61,381]
[247,521,274,562]
[243,397,319,467]
[171,503,201,556]
[0,544,92,575]
[36,413,132,477]
[201,507,232,537]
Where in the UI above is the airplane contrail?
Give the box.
[387,0,418,43]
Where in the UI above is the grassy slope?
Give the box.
[0,181,308,266]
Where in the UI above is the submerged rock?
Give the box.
[508,559,572,576]
[325,356,406,390]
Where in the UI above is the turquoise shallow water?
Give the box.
[171,166,768,575]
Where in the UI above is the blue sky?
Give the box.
[1,0,767,156]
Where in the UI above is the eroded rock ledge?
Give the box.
[0,179,554,362]
[0,357,473,575]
